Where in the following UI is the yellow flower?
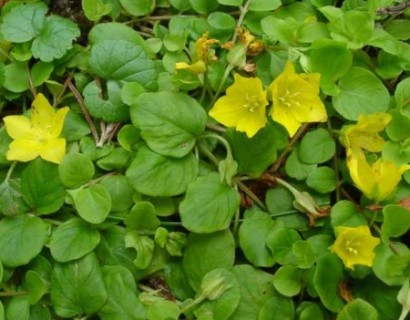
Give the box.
[4,93,69,164]
[269,61,327,137]
[209,74,268,138]
[175,32,219,74]
[340,113,392,152]
[347,149,410,202]
[330,225,380,270]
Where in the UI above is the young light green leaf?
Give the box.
[31,16,80,62]
[59,153,95,189]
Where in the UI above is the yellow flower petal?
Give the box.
[50,107,69,138]
[270,61,327,137]
[175,60,207,74]
[341,113,392,152]
[3,115,37,140]
[330,225,380,270]
[39,138,67,164]
[209,74,268,137]
[346,148,376,199]
[6,139,41,162]
[31,93,56,131]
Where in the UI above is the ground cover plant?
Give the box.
[1,0,410,319]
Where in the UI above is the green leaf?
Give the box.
[131,92,207,158]
[89,40,157,89]
[0,215,47,267]
[194,268,240,320]
[386,109,410,142]
[333,67,390,120]
[337,299,378,320]
[62,111,92,142]
[126,146,198,196]
[71,184,112,224]
[119,0,154,16]
[238,211,277,267]
[179,173,241,233]
[31,61,53,87]
[100,175,135,212]
[50,218,101,262]
[230,265,275,320]
[124,231,155,269]
[258,295,295,320]
[395,78,410,118]
[381,205,410,240]
[272,265,303,297]
[285,149,317,181]
[189,0,219,14]
[6,296,29,320]
[0,2,48,43]
[226,122,287,178]
[183,230,235,290]
[125,202,160,231]
[313,253,345,312]
[297,302,324,320]
[249,0,281,11]
[330,200,368,228]
[266,227,301,265]
[31,15,80,62]
[306,166,336,193]
[82,0,112,21]
[293,240,315,269]
[21,158,65,215]
[51,253,108,318]
[83,80,129,122]
[147,301,179,320]
[307,39,352,95]
[23,270,48,304]
[298,128,336,164]
[3,62,30,93]
[0,180,29,216]
[98,265,146,320]
[97,147,131,171]
[59,153,95,189]
[217,0,242,5]
[121,82,146,105]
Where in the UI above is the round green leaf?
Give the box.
[31,61,53,87]
[82,0,112,22]
[179,173,241,233]
[89,22,147,46]
[3,62,29,93]
[6,296,29,320]
[120,0,154,16]
[266,227,301,265]
[381,205,410,240]
[386,110,410,142]
[207,12,236,31]
[238,211,277,267]
[333,67,390,120]
[21,158,65,215]
[183,230,235,290]
[131,92,207,158]
[306,166,336,193]
[51,253,108,318]
[313,253,345,312]
[330,200,367,228]
[89,40,157,89]
[258,295,295,320]
[59,153,95,189]
[148,301,180,320]
[272,265,303,297]
[23,270,48,304]
[0,215,47,267]
[285,149,317,180]
[83,80,129,122]
[126,146,198,196]
[100,175,134,212]
[50,218,101,262]
[298,128,336,164]
[72,184,112,224]
[0,2,47,43]
[189,0,219,14]
[124,202,160,231]
[292,240,315,269]
[249,0,281,11]
[337,299,378,320]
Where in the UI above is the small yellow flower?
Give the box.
[209,74,268,138]
[347,149,410,202]
[4,93,69,164]
[269,61,327,137]
[340,113,392,152]
[330,225,380,270]
[175,32,219,74]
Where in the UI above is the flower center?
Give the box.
[243,94,261,113]
[278,89,300,108]
[345,240,360,255]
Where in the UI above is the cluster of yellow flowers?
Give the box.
[209,61,328,138]
[340,113,410,202]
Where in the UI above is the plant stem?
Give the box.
[4,161,17,182]
[67,79,100,144]
[232,0,253,43]
[270,123,310,172]
[234,178,266,210]
[0,291,27,297]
